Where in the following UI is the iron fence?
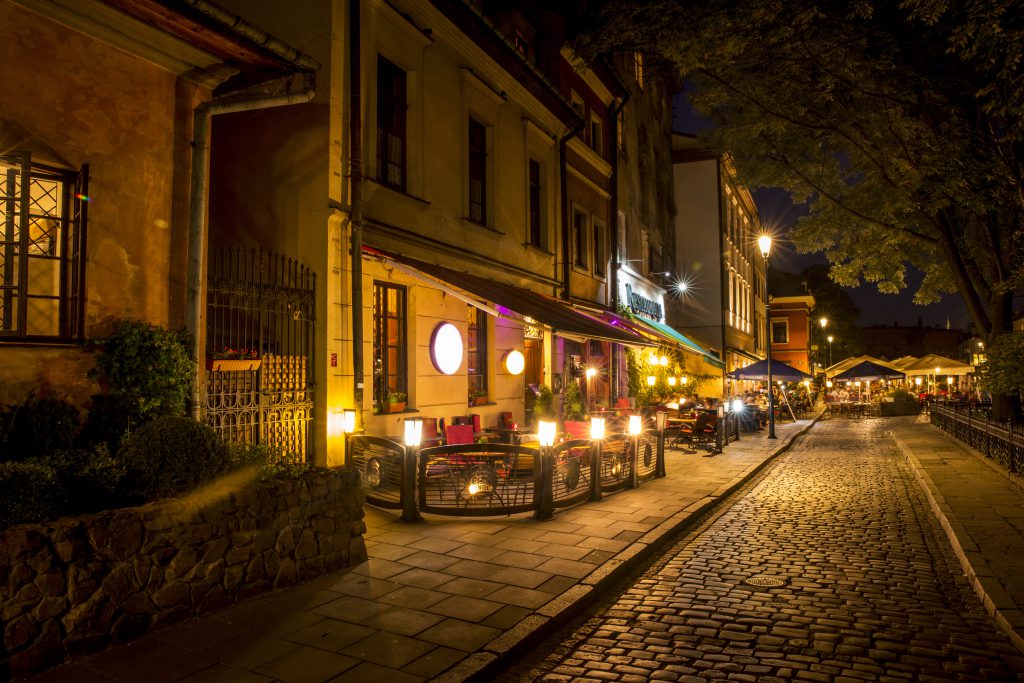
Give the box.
[930,403,1024,473]
[346,426,684,519]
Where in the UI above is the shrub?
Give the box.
[89,320,194,424]
[0,462,66,528]
[77,394,137,452]
[116,416,231,502]
[887,388,912,401]
[533,385,554,420]
[229,443,308,481]
[34,445,126,514]
[0,393,80,462]
[563,380,585,421]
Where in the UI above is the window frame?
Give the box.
[372,281,408,409]
[0,152,87,341]
[468,117,488,225]
[376,56,408,192]
[527,158,543,248]
[572,207,589,271]
[771,319,789,345]
[592,218,606,277]
[467,305,487,398]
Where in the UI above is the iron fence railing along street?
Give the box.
[929,402,1024,474]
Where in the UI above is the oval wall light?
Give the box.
[430,322,463,375]
[503,349,525,375]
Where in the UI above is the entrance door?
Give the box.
[524,338,542,387]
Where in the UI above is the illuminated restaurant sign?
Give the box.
[624,283,663,321]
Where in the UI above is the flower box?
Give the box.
[472,396,488,406]
[387,402,407,413]
[207,358,261,372]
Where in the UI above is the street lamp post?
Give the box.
[758,235,777,439]
[818,317,828,368]
[827,335,834,367]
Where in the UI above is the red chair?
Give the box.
[422,418,443,447]
[445,424,475,445]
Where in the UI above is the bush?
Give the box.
[887,388,913,401]
[0,462,66,528]
[77,394,137,452]
[229,443,308,481]
[0,393,80,462]
[534,385,554,420]
[116,416,231,502]
[563,380,585,421]
[34,445,126,514]
[89,320,194,425]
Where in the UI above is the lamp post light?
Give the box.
[590,417,605,500]
[654,410,667,477]
[402,418,423,522]
[826,335,834,367]
[627,415,642,489]
[340,408,357,466]
[536,420,557,519]
[819,317,828,367]
[758,235,777,439]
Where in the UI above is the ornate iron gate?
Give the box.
[205,247,315,460]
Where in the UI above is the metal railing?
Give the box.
[930,403,1024,474]
[345,425,696,519]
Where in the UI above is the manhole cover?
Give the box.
[743,575,788,588]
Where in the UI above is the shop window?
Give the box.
[373,282,407,409]
[376,56,407,191]
[572,208,588,269]
[528,159,542,248]
[467,305,487,396]
[772,320,789,344]
[593,219,606,277]
[0,153,87,340]
[468,117,487,224]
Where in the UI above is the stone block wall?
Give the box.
[0,466,367,679]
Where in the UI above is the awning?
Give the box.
[366,248,649,346]
[600,311,725,369]
[728,347,762,363]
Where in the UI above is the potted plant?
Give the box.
[469,389,489,406]
[387,391,407,413]
[207,346,260,372]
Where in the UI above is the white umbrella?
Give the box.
[901,353,974,376]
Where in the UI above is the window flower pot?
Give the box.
[388,401,407,413]
[207,358,261,372]
[472,396,488,406]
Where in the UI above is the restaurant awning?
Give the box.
[599,311,725,369]
[366,248,650,346]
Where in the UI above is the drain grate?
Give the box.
[743,575,788,588]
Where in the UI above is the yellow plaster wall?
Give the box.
[0,2,204,406]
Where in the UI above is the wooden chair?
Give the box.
[674,412,710,451]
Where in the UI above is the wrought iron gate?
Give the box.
[205,247,315,460]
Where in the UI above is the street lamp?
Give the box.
[758,235,776,439]
[826,335,834,367]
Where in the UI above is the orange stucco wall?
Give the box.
[770,302,812,372]
[0,2,205,406]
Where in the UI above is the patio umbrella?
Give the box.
[825,355,903,378]
[901,354,974,376]
[727,358,812,382]
[832,360,906,381]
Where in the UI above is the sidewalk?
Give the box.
[25,416,818,683]
[27,414,1024,682]
[892,418,1024,654]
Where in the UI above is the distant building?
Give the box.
[859,324,962,360]
[766,278,815,375]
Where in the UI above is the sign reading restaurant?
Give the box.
[622,281,664,322]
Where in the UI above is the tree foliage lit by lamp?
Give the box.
[758,235,777,439]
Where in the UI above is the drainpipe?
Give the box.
[558,122,584,301]
[187,75,316,417]
[349,0,365,422]
[608,94,629,401]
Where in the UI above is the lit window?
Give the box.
[373,283,407,409]
[467,305,487,396]
[0,153,87,340]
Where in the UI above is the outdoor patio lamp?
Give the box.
[659,355,669,366]
[590,417,606,440]
[402,418,424,522]
[538,420,557,448]
[758,234,777,439]
[915,377,922,387]
[681,376,688,386]
[585,367,597,380]
[826,381,833,388]
[647,375,656,386]
[655,411,667,432]
[536,420,557,519]
[947,377,954,386]
[341,409,357,434]
[668,376,677,387]
[628,415,643,435]
[404,418,423,447]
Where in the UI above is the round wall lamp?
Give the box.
[430,322,463,375]
[503,349,525,375]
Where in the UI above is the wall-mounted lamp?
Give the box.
[503,349,525,375]
[585,367,597,380]
[430,322,463,375]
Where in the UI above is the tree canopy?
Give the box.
[571,0,1024,412]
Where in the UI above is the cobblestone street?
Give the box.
[521,419,1024,682]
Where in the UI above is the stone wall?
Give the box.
[0,466,367,679]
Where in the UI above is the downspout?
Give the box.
[608,94,629,401]
[349,0,365,423]
[558,121,584,301]
[187,76,316,417]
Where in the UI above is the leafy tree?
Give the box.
[571,0,1024,419]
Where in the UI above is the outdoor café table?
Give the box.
[487,427,534,444]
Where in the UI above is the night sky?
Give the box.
[672,98,971,331]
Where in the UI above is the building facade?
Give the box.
[767,294,816,374]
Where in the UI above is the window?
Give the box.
[468,118,487,224]
[512,32,530,60]
[376,56,407,191]
[372,282,407,408]
[617,212,627,260]
[467,305,487,396]
[0,153,87,340]
[589,112,603,156]
[772,320,789,344]
[528,159,542,248]
[572,208,588,269]
[570,90,586,118]
[593,219,606,276]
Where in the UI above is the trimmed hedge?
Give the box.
[0,462,66,528]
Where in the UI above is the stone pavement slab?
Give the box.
[24,416,817,683]
[893,417,1024,654]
